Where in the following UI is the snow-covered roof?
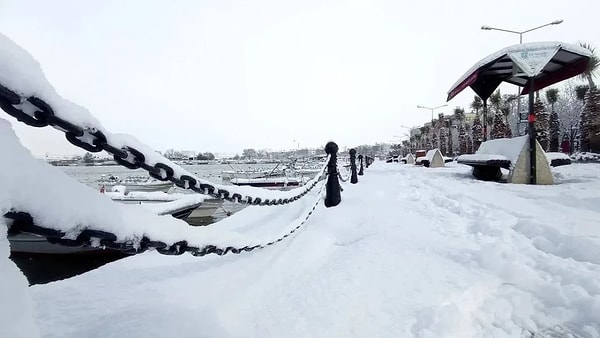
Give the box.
[447,41,592,101]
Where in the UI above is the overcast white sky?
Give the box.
[1,0,598,156]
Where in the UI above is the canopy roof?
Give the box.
[447,41,592,101]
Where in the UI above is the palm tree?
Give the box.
[578,42,599,89]
[453,107,465,124]
[546,88,560,151]
[575,85,589,101]
[470,96,483,116]
[545,88,559,111]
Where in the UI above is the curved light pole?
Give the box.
[417,104,448,123]
[481,19,563,136]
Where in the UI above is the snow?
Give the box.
[3,116,600,336]
[448,41,592,97]
[10,161,596,338]
[0,32,327,204]
[545,152,571,161]
[425,149,440,161]
[457,136,528,168]
[2,31,600,338]
[572,152,600,162]
[0,219,40,338]
[458,153,510,162]
[0,118,326,251]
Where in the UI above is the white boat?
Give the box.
[230,176,310,190]
[97,174,174,193]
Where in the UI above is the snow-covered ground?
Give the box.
[21,161,599,338]
[1,22,599,338]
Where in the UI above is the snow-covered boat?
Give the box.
[229,176,310,190]
[97,174,174,193]
[8,188,210,255]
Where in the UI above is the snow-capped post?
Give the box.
[349,148,358,184]
[358,154,364,175]
[366,156,373,168]
[324,141,341,207]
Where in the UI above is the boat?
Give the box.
[229,175,310,190]
[8,188,210,255]
[97,174,174,193]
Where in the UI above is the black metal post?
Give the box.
[483,100,488,142]
[324,141,341,207]
[528,79,536,184]
[366,156,372,168]
[358,154,364,175]
[349,148,358,184]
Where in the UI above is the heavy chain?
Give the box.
[5,177,328,257]
[0,82,329,207]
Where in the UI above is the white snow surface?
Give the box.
[0,220,40,338]
[425,149,441,161]
[16,160,600,337]
[448,41,592,96]
[0,118,322,250]
[458,136,528,168]
[0,32,326,204]
[2,32,600,338]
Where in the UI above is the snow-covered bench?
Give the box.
[418,149,445,168]
[457,136,569,184]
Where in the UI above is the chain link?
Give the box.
[5,176,328,257]
[0,82,330,206]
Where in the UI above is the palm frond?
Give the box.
[545,88,560,104]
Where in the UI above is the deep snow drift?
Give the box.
[23,160,600,338]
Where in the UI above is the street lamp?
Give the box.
[417,104,448,123]
[481,19,563,136]
[480,19,563,43]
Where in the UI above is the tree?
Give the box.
[490,111,508,139]
[453,107,465,124]
[534,96,550,151]
[578,42,599,90]
[578,42,600,152]
[471,116,484,151]
[470,96,483,115]
[458,124,468,154]
[242,148,257,159]
[439,126,448,155]
[83,152,94,164]
[577,85,590,151]
[546,88,560,152]
[466,134,473,154]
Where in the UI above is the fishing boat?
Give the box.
[229,175,310,190]
[97,174,174,193]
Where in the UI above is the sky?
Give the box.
[0,0,598,157]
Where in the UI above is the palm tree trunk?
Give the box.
[588,74,596,90]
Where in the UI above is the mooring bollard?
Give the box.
[358,154,364,176]
[349,148,358,184]
[366,156,372,168]
[324,141,341,207]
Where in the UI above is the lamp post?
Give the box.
[417,104,448,123]
[481,20,563,136]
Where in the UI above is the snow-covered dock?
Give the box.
[4,151,600,337]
